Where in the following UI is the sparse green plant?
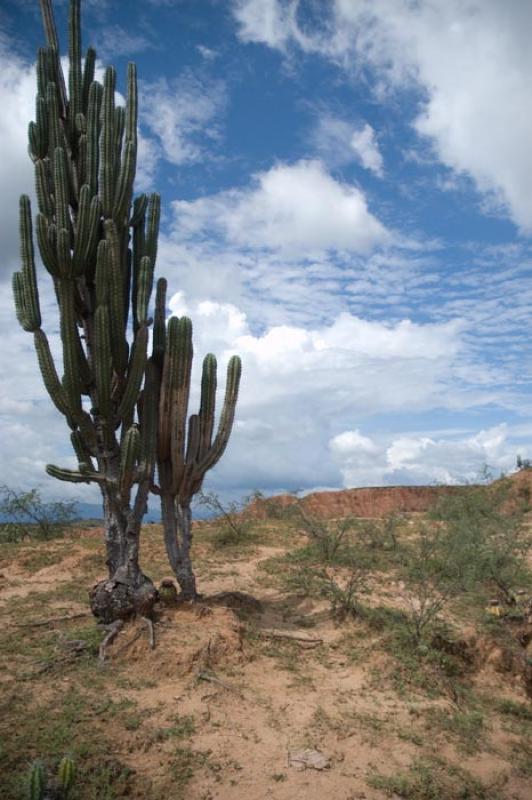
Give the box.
[430,480,531,604]
[285,497,356,563]
[0,486,77,543]
[197,491,253,547]
[399,522,459,644]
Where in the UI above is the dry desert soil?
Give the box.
[1,483,532,799]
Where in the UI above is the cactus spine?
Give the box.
[13,0,160,622]
[154,278,242,599]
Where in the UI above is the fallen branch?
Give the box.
[14,611,91,628]
[196,670,243,696]
[257,628,323,647]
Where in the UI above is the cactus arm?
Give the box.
[136,256,153,327]
[13,197,41,332]
[46,464,104,483]
[153,277,167,367]
[104,219,128,374]
[40,0,68,117]
[145,192,161,267]
[82,47,96,109]
[198,353,217,459]
[94,305,112,419]
[196,355,241,474]
[58,280,82,412]
[117,324,148,420]
[140,358,159,479]
[68,0,82,143]
[99,67,116,218]
[86,81,102,196]
[33,330,71,416]
[169,317,193,494]
[120,425,140,492]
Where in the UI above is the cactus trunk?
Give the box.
[160,494,197,600]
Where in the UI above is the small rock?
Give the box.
[288,749,330,771]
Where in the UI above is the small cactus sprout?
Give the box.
[159,578,179,606]
[27,761,46,800]
[153,280,242,599]
[57,756,76,795]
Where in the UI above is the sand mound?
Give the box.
[107,603,245,676]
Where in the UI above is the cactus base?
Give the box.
[89,572,158,624]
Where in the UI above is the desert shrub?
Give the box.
[398,522,460,643]
[197,491,255,547]
[429,481,531,603]
[0,486,77,543]
[282,498,357,564]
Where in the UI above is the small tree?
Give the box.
[12,0,161,622]
[0,485,76,542]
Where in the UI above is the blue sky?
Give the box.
[1,0,532,502]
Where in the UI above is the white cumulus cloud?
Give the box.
[233,0,532,231]
[173,159,390,254]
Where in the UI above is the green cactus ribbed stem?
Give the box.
[58,756,76,793]
[81,46,96,109]
[72,183,91,274]
[136,256,152,327]
[120,424,140,491]
[140,358,159,478]
[104,219,128,374]
[95,240,108,307]
[153,277,167,367]
[100,67,116,218]
[58,280,82,412]
[86,80,101,195]
[68,0,82,141]
[18,196,41,331]
[28,760,46,800]
[54,147,71,236]
[117,324,148,420]
[71,430,94,470]
[83,195,102,279]
[158,315,178,463]
[46,82,62,162]
[113,105,125,174]
[46,464,102,483]
[40,0,67,115]
[37,48,48,98]
[28,122,41,163]
[12,273,29,332]
[169,317,193,493]
[130,193,147,227]
[145,193,161,267]
[33,330,71,416]
[197,355,242,473]
[113,139,136,226]
[198,353,217,458]
[36,214,59,276]
[57,227,73,277]
[35,159,53,219]
[94,305,112,419]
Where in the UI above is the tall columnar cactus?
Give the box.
[154,279,242,599]
[13,0,160,622]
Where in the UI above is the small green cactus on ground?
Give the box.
[27,756,75,800]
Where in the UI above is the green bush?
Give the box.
[0,486,77,543]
